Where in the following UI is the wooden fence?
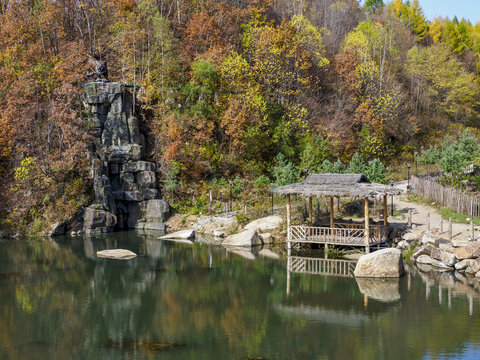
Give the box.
[411,176,480,218]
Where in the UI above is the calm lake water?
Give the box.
[1,231,480,359]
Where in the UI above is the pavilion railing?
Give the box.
[289,224,385,246]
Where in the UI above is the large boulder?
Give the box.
[245,215,284,233]
[454,243,480,260]
[96,249,137,260]
[354,248,404,278]
[222,229,262,247]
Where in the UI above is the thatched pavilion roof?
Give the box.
[272,173,402,198]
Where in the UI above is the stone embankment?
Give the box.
[397,226,480,278]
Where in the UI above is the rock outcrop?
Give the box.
[79,82,170,235]
[354,248,404,278]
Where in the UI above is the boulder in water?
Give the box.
[354,248,404,278]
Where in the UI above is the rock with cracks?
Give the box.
[354,248,404,278]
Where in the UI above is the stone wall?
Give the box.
[80,82,170,235]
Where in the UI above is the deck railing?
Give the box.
[288,256,357,277]
[289,223,385,246]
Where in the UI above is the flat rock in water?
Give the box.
[354,248,404,278]
[97,249,137,260]
[159,230,195,240]
[245,215,284,232]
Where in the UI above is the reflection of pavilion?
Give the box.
[288,256,357,277]
[286,256,401,304]
[273,174,401,253]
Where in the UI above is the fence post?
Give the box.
[408,210,412,227]
[471,220,475,241]
[440,217,443,234]
[427,213,431,231]
[449,218,452,240]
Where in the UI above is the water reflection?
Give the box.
[1,234,480,359]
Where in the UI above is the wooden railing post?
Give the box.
[286,195,291,254]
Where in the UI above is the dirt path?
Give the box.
[391,181,475,241]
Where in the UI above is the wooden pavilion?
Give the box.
[272,174,402,253]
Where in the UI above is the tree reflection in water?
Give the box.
[0,234,479,359]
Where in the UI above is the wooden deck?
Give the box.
[288,256,357,277]
[289,223,386,247]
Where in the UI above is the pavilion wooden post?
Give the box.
[308,196,313,239]
[286,195,291,255]
[328,196,334,252]
[383,195,388,241]
[364,197,370,253]
[383,195,388,227]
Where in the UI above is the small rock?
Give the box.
[214,230,225,238]
[354,249,404,278]
[70,231,77,236]
[476,271,480,278]
[397,240,410,250]
[96,249,137,260]
[259,233,273,244]
[455,259,476,271]
[431,248,456,267]
[159,230,195,240]
[403,232,420,242]
[222,229,262,247]
[421,231,436,245]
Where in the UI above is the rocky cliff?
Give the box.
[78,82,170,235]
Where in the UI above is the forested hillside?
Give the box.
[1,0,480,234]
